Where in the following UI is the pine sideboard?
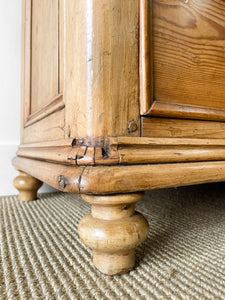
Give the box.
[13,0,225,275]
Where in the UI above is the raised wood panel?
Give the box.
[25,94,64,127]
[22,109,65,144]
[154,0,225,109]
[142,117,225,139]
[21,0,65,143]
[31,0,59,114]
[140,0,225,121]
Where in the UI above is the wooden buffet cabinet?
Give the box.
[13,0,225,275]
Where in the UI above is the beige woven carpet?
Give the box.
[1,184,225,300]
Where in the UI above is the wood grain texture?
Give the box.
[12,157,83,194]
[65,0,140,138]
[31,0,59,114]
[17,146,80,165]
[22,109,65,144]
[148,101,225,121]
[25,94,64,127]
[79,193,149,275]
[141,0,225,120]
[12,156,225,195]
[119,146,225,164]
[18,1,225,193]
[153,0,225,110]
[21,0,31,127]
[21,0,65,144]
[117,137,225,146]
[18,139,74,148]
[17,136,225,166]
[81,161,225,194]
[20,136,225,149]
[142,117,225,139]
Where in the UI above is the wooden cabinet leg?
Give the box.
[78,193,149,275]
[13,171,43,202]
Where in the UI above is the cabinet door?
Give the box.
[21,0,65,144]
[140,0,225,121]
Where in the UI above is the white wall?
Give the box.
[0,1,55,196]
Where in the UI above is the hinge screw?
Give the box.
[79,138,85,145]
[128,120,138,133]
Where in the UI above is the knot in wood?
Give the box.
[57,175,66,189]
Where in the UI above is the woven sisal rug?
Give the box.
[1,184,225,299]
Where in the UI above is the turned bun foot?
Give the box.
[92,250,135,275]
[14,171,43,202]
[78,193,149,275]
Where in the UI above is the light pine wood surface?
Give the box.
[65,0,140,138]
[142,117,225,139]
[140,0,225,123]
[17,136,225,165]
[21,0,65,144]
[153,0,225,109]
[12,156,225,195]
[31,0,59,114]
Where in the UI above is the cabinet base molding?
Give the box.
[78,193,149,275]
[17,136,225,166]
[13,171,43,201]
[12,156,225,195]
